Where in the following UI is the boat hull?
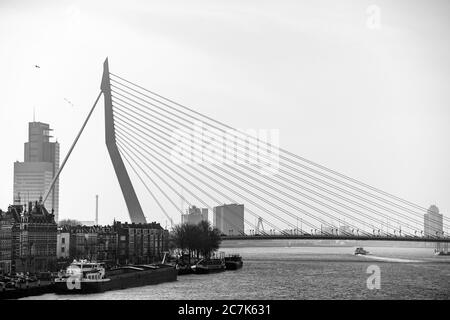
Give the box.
[193,266,225,274]
[177,266,193,275]
[55,266,177,294]
[225,261,243,270]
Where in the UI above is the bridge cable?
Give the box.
[108,83,448,229]
[113,112,346,236]
[116,136,260,235]
[109,73,437,217]
[111,98,422,236]
[112,104,400,236]
[114,123,295,235]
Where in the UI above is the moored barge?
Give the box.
[191,258,226,274]
[224,254,243,270]
[54,260,177,293]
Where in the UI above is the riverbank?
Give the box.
[1,280,54,300]
[20,246,450,300]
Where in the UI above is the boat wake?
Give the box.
[359,255,423,263]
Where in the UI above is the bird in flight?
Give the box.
[64,98,74,107]
[34,65,40,68]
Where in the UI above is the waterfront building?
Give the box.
[13,122,60,222]
[181,205,208,225]
[114,221,169,265]
[56,229,70,259]
[0,208,18,274]
[424,205,444,237]
[68,226,99,261]
[56,222,169,265]
[96,225,117,263]
[213,204,245,236]
[12,200,58,273]
[59,225,117,263]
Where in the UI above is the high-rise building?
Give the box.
[424,205,443,237]
[13,122,60,221]
[213,204,244,236]
[181,205,208,225]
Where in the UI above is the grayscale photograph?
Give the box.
[0,0,449,310]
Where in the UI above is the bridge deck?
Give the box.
[221,235,450,243]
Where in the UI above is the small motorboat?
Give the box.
[434,250,450,256]
[354,247,369,255]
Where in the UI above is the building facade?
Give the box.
[0,201,58,274]
[13,201,58,273]
[0,209,18,274]
[115,221,169,265]
[13,122,60,222]
[424,205,444,237]
[181,205,208,225]
[55,222,169,266]
[213,204,245,236]
[56,230,70,259]
[67,226,99,261]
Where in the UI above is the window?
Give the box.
[62,238,65,244]
[61,247,65,253]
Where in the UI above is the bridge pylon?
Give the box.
[256,217,265,235]
[101,58,147,224]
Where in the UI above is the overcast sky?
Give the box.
[0,0,449,226]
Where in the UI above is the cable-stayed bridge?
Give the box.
[44,59,450,244]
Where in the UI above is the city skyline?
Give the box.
[1,0,450,303]
[0,0,449,227]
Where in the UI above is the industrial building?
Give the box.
[181,205,208,225]
[213,204,245,236]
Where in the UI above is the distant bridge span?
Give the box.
[221,234,450,243]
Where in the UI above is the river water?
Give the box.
[23,244,450,300]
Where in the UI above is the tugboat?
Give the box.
[224,254,243,270]
[354,247,369,255]
[191,258,226,274]
[54,259,177,293]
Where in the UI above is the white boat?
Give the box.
[434,250,450,256]
[54,259,177,293]
[54,260,110,293]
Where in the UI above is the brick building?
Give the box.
[0,208,18,274]
[56,221,168,266]
[61,225,117,263]
[114,221,169,265]
[13,201,58,273]
[0,201,57,274]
